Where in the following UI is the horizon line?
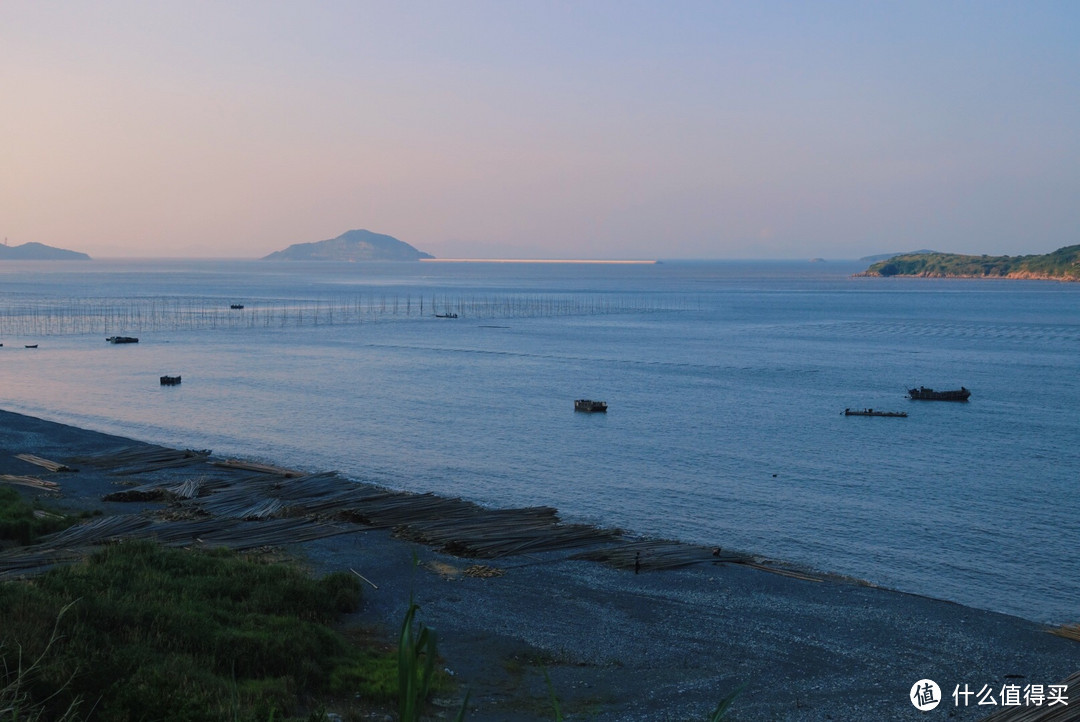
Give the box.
[421,258,658,264]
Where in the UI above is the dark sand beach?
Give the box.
[0,408,1075,721]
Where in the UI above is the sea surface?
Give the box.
[0,259,1077,624]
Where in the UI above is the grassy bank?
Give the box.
[0,487,96,546]
[0,540,395,721]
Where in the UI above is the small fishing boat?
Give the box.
[160,375,182,386]
[574,399,607,413]
[230,304,244,309]
[106,336,139,344]
[24,344,38,349]
[908,386,970,401]
[435,313,458,318]
[844,408,907,417]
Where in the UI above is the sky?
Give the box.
[1,2,1078,260]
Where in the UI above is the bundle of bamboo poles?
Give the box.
[211,459,305,477]
[14,454,75,472]
[0,515,358,579]
[35,514,154,547]
[572,539,751,572]
[0,474,60,490]
[72,445,212,476]
[400,509,620,558]
[1049,623,1080,642]
[102,476,217,502]
[0,547,88,577]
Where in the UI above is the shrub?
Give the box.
[0,540,374,721]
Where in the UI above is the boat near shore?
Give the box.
[844,408,907,417]
[106,336,139,344]
[908,386,970,401]
[575,399,607,413]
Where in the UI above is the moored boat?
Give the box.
[844,408,907,417]
[160,375,182,386]
[908,386,970,401]
[106,336,139,344]
[574,399,607,413]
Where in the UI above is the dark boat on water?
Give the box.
[230,304,244,309]
[435,313,458,318]
[908,386,970,401]
[160,375,182,386]
[106,336,139,344]
[845,408,907,417]
[575,399,607,413]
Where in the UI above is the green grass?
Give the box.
[0,540,387,721]
[0,487,93,545]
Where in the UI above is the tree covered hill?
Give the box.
[859,245,1080,281]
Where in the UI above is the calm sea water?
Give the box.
[1,259,1077,623]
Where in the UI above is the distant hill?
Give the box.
[859,249,937,262]
[0,242,90,260]
[858,245,1080,281]
[262,229,434,262]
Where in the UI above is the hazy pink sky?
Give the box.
[2,2,1077,259]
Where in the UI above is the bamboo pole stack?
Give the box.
[14,454,75,472]
[0,474,60,490]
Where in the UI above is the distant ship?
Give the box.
[574,399,607,413]
[908,386,970,401]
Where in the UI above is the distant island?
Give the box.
[262,229,434,262]
[858,245,1080,281]
[0,241,90,261]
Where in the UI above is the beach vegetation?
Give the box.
[397,600,440,722]
[0,540,396,721]
[706,686,742,721]
[0,487,93,546]
[543,668,564,721]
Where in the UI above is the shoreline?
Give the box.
[0,408,1076,720]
